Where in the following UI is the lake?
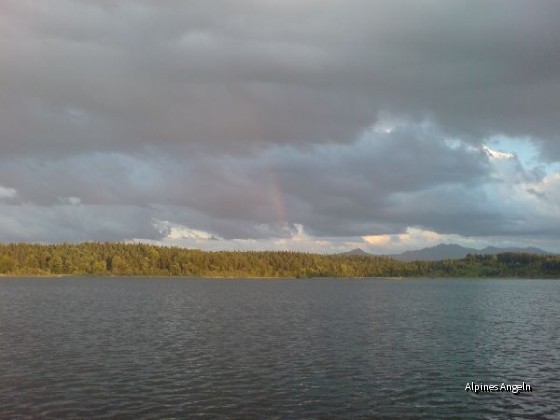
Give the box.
[1,277,559,418]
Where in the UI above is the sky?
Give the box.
[1,0,560,254]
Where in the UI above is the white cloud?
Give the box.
[153,220,222,241]
[0,185,17,199]
[362,227,485,254]
[483,146,514,160]
[140,222,366,253]
[59,196,81,206]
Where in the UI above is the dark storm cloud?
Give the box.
[0,203,161,243]
[0,122,558,242]
[2,0,560,157]
[1,0,560,245]
[1,123,537,240]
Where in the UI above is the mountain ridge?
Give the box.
[340,243,551,262]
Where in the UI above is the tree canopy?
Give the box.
[0,243,558,278]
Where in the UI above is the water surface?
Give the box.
[1,278,558,418]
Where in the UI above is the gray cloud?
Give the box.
[2,0,560,157]
[0,203,160,243]
[3,122,555,242]
[1,0,560,248]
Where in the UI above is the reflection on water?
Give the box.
[0,278,559,417]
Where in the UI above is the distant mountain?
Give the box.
[338,248,372,257]
[391,243,550,262]
[393,244,477,262]
[338,244,551,261]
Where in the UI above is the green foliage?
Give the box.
[0,243,558,278]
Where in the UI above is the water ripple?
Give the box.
[0,278,559,418]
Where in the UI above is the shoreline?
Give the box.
[1,274,557,280]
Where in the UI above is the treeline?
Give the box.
[0,242,559,278]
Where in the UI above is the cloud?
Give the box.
[363,227,472,254]
[2,0,560,158]
[137,222,364,254]
[0,203,160,243]
[0,186,17,199]
[153,220,222,241]
[1,1,560,251]
[483,146,514,161]
[2,120,558,248]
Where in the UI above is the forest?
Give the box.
[0,242,559,278]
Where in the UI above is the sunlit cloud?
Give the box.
[153,220,222,241]
[483,146,514,161]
